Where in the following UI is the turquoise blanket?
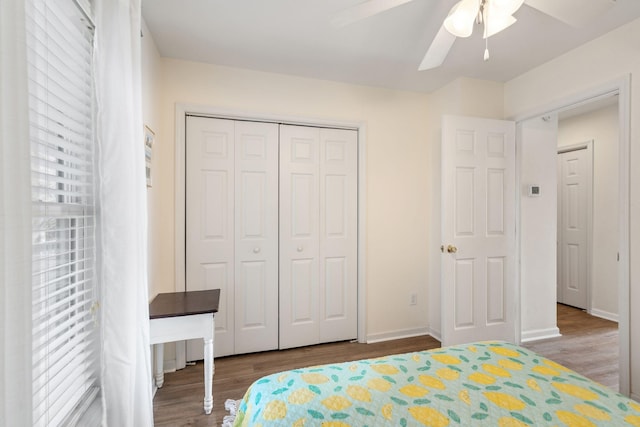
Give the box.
[234,341,640,426]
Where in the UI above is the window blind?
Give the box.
[26,0,100,425]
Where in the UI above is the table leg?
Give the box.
[154,343,165,388]
[203,337,213,414]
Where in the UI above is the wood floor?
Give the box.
[522,303,619,391]
[152,304,618,426]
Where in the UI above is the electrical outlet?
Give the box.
[410,293,417,306]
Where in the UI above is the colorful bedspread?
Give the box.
[233,341,640,426]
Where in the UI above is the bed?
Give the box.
[233,341,640,426]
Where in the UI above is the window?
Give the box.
[27,0,100,425]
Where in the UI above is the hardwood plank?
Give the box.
[153,304,619,426]
[153,336,439,426]
[523,303,619,391]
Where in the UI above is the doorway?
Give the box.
[516,80,629,395]
[439,115,517,347]
[557,98,620,322]
[554,98,620,390]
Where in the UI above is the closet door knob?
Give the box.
[253,247,260,253]
[297,246,303,252]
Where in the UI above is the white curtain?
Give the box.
[94,0,154,425]
[0,1,33,425]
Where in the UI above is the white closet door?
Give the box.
[187,118,357,355]
[234,121,279,353]
[280,125,358,349]
[319,128,358,342]
[186,116,235,358]
[186,117,279,358]
[279,125,321,349]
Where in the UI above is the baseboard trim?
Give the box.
[520,327,561,343]
[428,328,442,343]
[366,327,430,344]
[589,308,619,323]
[631,391,640,402]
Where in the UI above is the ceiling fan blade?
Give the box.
[418,24,457,71]
[331,0,416,27]
[524,0,615,28]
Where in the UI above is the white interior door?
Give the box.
[557,147,591,309]
[279,125,320,349]
[234,121,279,354]
[279,125,358,349]
[186,116,235,358]
[186,117,279,358]
[187,118,357,355]
[441,115,516,346]
[319,128,358,343]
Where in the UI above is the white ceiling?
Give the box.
[141,0,640,93]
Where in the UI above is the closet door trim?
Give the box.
[174,105,368,369]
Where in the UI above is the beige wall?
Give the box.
[505,17,640,399]
[141,20,164,301]
[141,38,506,354]
[153,59,432,340]
[141,31,506,344]
[559,104,619,320]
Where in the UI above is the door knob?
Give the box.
[447,245,457,253]
[253,247,261,253]
[297,246,303,252]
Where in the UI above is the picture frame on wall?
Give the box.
[144,125,154,187]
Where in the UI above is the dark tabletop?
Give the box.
[149,289,220,319]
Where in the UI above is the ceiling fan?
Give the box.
[332,0,616,70]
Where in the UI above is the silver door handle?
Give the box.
[253,247,261,253]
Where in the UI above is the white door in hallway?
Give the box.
[441,115,516,346]
[557,146,591,310]
[279,125,358,349]
[185,116,278,358]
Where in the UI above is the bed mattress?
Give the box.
[233,341,640,426]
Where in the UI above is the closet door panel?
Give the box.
[187,118,358,356]
[234,121,279,354]
[324,257,347,319]
[279,125,320,349]
[186,116,235,358]
[291,259,315,322]
[319,128,358,342]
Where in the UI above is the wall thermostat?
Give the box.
[528,185,541,197]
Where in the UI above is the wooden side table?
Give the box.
[149,289,220,414]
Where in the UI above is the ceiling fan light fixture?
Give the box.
[444,0,480,38]
[489,0,525,16]
[483,13,517,37]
